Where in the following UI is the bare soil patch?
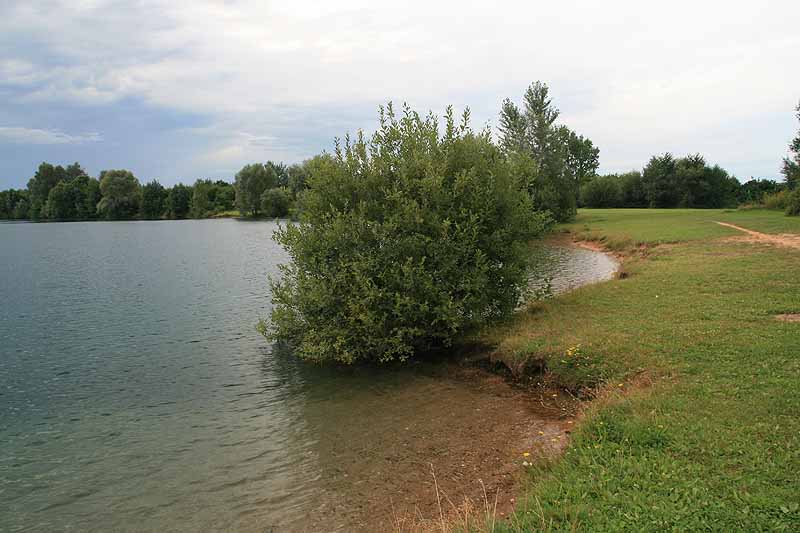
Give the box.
[775,314,800,323]
[715,221,800,250]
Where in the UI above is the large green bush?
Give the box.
[266,104,550,364]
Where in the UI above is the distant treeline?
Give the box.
[580,101,800,213]
[578,155,782,209]
[0,158,326,221]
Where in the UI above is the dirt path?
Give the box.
[715,221,800,250]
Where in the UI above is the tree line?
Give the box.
[0,158,325,222]
[578,156,796,210]
[579,155,741,209]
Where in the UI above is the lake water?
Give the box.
[528,240,619,296]
[0,220,616,532]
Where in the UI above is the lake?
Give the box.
[0,219,616,531]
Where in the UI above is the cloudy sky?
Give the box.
[1,0,798,188]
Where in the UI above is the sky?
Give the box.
[1,0,798,188]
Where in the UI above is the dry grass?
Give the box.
[390,465,502,533]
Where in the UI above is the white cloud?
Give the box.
[1,0,798,178]
[0,59,49,86]
[0,127,102,145]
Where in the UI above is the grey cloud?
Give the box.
[0,0,798,181]
[0,127,102,145]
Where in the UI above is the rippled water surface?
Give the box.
[529,241,618,295]
[0,220,616,532]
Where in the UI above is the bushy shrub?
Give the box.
[786,189,800,216]
[266,104,550,364]
[260,187,291,218]
[763,190,790,210]
[580,176,622,208]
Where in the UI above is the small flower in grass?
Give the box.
[565,344,582,358]
[522,461,530,467]
[522,452,530,457]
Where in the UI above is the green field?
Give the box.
[488,209,800,531]
[565,208,800,250]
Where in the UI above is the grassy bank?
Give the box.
[485,209,800,531]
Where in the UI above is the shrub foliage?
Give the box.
[260,187,291,218]
[266,104,549,364]
[580,175,622,208]
[786,189,800,216]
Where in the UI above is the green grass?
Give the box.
[565,208,800,250]
[487,209,800,531]
[716,208,800,234]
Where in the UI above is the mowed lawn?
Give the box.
[489,209,800,531]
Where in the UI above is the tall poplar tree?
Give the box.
[499,81,596,221]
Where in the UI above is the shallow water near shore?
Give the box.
[0,220,617,531]
[528,238,619,295]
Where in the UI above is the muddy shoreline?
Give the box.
[300,364,576,532]
[292,239,620,532]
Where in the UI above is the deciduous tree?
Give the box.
[260,187,291,218]
[27,162,68,219]
[140,180,167,219]
[97,170,141,220]
[235,164,275,217]
[165,183,192,219]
